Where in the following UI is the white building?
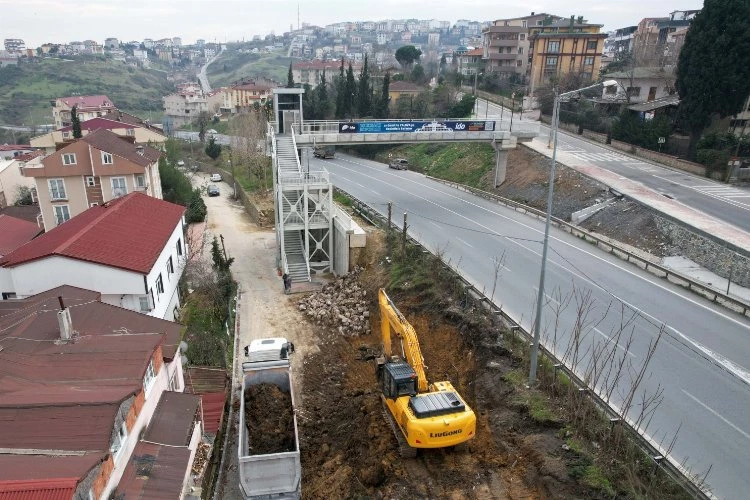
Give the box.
[0,192,187,321]
[0,157,36,207]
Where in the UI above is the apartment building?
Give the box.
[528,17,607,94]
[482,13,556,80]
[293,60,360,86]
[0,286,198,499]
[23,129,163,230]
[0,157,36,207]
[163,83,223,128]
[224,81,273,112]
[3,38,25,54]
[30,116,166,153]
[0,193,186,321]
[52,95,117,129]
[604,26,637,56]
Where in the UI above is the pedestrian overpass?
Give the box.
[269,88,540,284]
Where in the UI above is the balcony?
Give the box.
[487,39,520,48]
[486,53,521,61]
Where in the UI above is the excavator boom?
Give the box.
[379,289,428,392]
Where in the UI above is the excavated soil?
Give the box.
[244,383,296,454]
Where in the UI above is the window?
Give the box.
[522,21,527,28]
[135,174,146,188]
[545,56,558,67]
[167,256,174,275]
[518,47,524,54]
[156,273,164,295]
[86,176,96,187]
[520,33,525,40]
[110,422,128,462]
[627,86,641,97]
[517,60,523,67]
[54,205,71,225]
[48,179,66,200]
[587,41,598,50]
[111,177,127,197]
[2,292,17,300]
[584,56,594,66]
[101,152,113,165]
[62,153,76,165]
[62,132,70,138]
[176,238,183,256]
[547,41,560,53]
[605,85,617,95]
[143,359,156,394]
[126,128,135,136]
[139,293,152,312]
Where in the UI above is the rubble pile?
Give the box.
[298,267,371,336]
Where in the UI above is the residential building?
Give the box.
[0,55,18,67]
[632,10,697,67]
[105,37,119,49]
[604,26,637,56]
[52,95,117,129]
[172,37,182,47]
[224,82,273,112]
[730,96,750,138]
[528,16,607,94]
[482,13,556,81]
[388,81,425,102]
[23,129,163,229]
[428,32,440,47]
[30,116,166,152]
[600,67,676,104]
[0,214,41,259]
[3,38,24,54]
[458,48,484,76]
[163,85,213,128]
[0,286,195,498]
[377,32,389,45]
[292,60,360,86]
[0,144,34,160]
[196,39,206,48]
[0,158,36,207]
[0,192,186,320]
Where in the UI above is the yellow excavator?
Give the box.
[376,289,476,457]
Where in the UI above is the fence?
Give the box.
[340,186,711,499]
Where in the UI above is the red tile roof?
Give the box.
[0,454,102,483]
[0,478,79,500]
[56,95,114,110]
[0,145,31,151]
[79,129,161,166]
[0,215,42,257]
[463,48,484,56]
[389,80,425,92]
[0,206,41,225]
[58,117,134,132]
[0,192,184,274]
[114,442,191,499]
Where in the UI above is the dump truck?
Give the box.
[313,145,335,159]
[239,338,300,499]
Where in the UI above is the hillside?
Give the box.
[0,58,174,126]
[206,48,293,87]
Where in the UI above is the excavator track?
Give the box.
[381,395,417,459]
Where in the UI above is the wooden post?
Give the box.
[387,202,393,257]
[402,213,408,255]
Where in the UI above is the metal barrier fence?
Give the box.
[339,186,711,499]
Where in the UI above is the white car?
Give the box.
[177,160,185,167]
[207,129,218,135]
[210,173,222,182]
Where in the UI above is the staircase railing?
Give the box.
[290,127,303,176]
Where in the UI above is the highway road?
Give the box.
[313,152,750,499]
[476,98,750,234]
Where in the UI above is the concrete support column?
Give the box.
[493,147,509,187]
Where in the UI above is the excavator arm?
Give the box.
[379,288,428,393]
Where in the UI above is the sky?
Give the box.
[1,0,705,48]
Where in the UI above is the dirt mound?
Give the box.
[244,383,295,454]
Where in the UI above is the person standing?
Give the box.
[282,273,292,294]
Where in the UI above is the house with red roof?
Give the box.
[23,129,163,230]
[0,192,187,320]
[52,95,117,129]
[0,213,42,264]
[0,286,201,499]
[30,116,166,153]
[0,144,34,160]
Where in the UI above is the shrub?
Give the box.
[186,188,207,223]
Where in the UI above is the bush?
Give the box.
[186,188,207,223]
[159,156,193,206]
[205,137,222,159]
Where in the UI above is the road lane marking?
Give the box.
[682,389,750,442]
[330,155,750,335]
[593,327,636,358]
[651,174,750,212]
[455,237,474,248]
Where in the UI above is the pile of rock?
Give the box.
[298,267,371,336]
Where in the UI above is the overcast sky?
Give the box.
[2,0,704,47]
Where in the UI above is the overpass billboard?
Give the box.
[338,120,495,134]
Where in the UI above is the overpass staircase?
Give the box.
[271,125,333,284]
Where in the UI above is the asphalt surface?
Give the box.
[477,98,750,234]
[314,152,750,499]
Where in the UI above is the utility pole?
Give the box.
[402,213,408,255]
[219,234,228,261]
[387,202,393,256]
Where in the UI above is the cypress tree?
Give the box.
[345,63,357,118]
[287,62,294,88]
[357,55,371,117]
[71,106,82,139]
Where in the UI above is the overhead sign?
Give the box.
[338,121,495,134]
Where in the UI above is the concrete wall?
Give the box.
[145,218,186,320]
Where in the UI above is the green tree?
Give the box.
[439,54,447,75]
[316,70,331,119]
[395,45,422,68]
[287,61,295,88]
[211,236,235,272]
[357,54,371,117]
[71,106,82,139]
[186,188,207,223]
[204,137,222,159]
[375,72,391,118]
[676,0,750,158]
[197,111,211,142]
[344,63,357,118]
[158,156,193,205]
[335,58,346,118]
[410,64,426,84]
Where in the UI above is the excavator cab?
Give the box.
[379,360,418,400]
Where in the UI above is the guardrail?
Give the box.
[426,177,750,318]
[338,186,711,499]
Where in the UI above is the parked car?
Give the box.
[177,160,185,167]
[191,165,200,172]
[389,158,409,170]
[313,146,335,159]
[210,173,222,182]
[207,185,220,197]
[207,129,218,135]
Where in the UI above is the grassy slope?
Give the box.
[0,58,173,125]
[206,48,294,87]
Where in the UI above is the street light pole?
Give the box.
[529,80,618,386]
